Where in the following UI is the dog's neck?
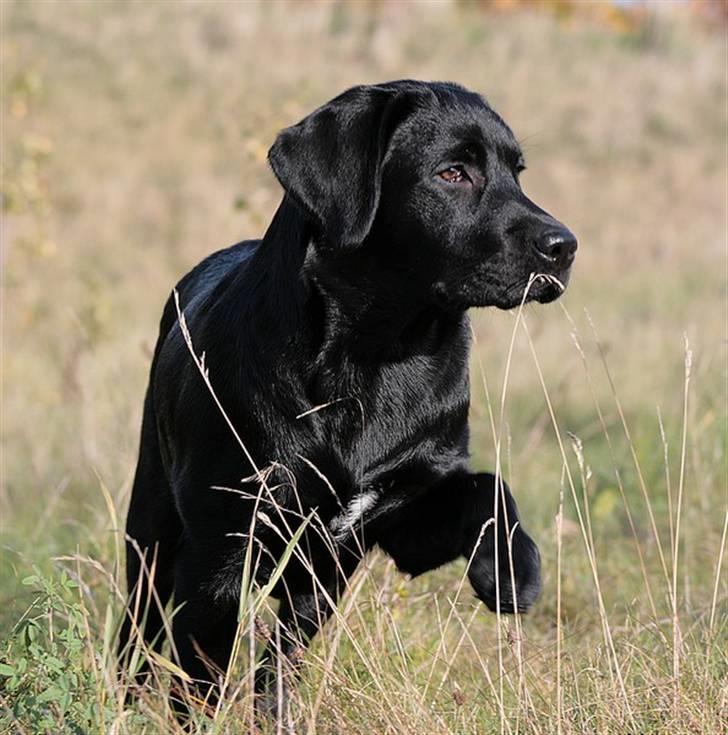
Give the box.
[304,243,465,363]
[248,197,465,364]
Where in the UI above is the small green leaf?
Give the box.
[44,655,64,671]
[37,685,63,703]
[0,662,15,676]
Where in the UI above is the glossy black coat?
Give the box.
[119,80,576,716]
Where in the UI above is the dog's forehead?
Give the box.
[399,88,522,162]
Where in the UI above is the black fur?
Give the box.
[118,80,576,717]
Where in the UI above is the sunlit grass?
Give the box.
[1,1,725,733]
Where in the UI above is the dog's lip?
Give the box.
[528,268,571,300]
[502,269,566,299]
[431,264,572,311]
[533,269,570,291]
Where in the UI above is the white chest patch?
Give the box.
[329,490,379,540]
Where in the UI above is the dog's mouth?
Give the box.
[491,269,570,310]
[527,270,570,304]
[432,263,572,312]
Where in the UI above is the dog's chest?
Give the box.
[304,347,470,499]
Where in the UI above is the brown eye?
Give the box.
[438,165,467,184]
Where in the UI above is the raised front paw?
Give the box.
[468,523,541,613]
[463,474,542,614]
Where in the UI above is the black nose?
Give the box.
[533,229,578,270]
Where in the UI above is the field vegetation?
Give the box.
[1,1,726,733]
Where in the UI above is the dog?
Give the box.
[118,80,577,718]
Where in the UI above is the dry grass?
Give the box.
[1,1,726,733]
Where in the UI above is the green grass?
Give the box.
[1,1,726,733]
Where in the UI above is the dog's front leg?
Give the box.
[376,471,541,613]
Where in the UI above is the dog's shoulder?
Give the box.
[152,240,259,357]
[175,240,260,313]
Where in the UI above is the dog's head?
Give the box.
[269,80,576,310]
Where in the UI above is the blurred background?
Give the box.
[1,1,726,732]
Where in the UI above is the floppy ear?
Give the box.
[268,85,415,248]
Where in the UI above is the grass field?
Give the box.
[1,1,726,733]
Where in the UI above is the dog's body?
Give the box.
[119,80,576,715]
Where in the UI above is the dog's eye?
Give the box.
[438,166,469,184]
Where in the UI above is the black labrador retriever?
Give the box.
[118,80,576,716]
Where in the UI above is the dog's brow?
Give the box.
[449,124,483,147]
[447,140,482,162]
